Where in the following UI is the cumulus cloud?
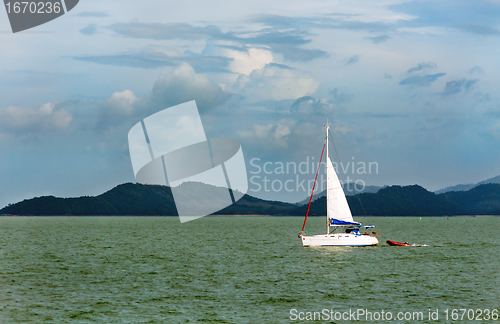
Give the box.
[440,79,478,96]
[106,90,138,114]
[0,102,72,135]
[237,120,295,149]
[229,47,273,74]
[97,90,138,130]
[202,43,273,75]
[96,63,225,131]
[147,63,225,112]
[226,65,318,101]
[399,73,446,86]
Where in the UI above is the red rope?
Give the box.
[301,139,326,232]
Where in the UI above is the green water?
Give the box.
[0,216,499,323]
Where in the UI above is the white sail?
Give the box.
[326,156,354,223]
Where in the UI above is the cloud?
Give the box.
[147,63,226,112]
[366,35,390,44]
[109,22,226,40]
[237,120,295,149]
[266,62,294,70]
[240,28,327,61]
[440,79,478,96]
[384,73,393,79]
[250,15,314,29]
[96,63,226,131]
[96,90,138,131]
[407,62,436,74]
[251,14,395,33]
[0,102,72,135]
[347,55,360,65]
[76,12,109,17]
[268,44,327,62]
[226,65,318,101]
[79,24,98,36]
[202,43,272,75]
[106,22,326,62]
[399,73,446,86]
[290,96,334,114]
[74,46,232,73]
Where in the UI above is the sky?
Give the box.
[1,0,500,206]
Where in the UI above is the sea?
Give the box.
[0,216,499,323]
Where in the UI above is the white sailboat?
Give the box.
[299,124,378,247]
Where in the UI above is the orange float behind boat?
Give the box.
[386,240,411,246]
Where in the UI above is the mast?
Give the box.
[326,123,330,235]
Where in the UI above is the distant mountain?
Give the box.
[295,184,382,205]
[435,175,500,194]
[294,185,458,216]
[0,183,178,216]
[292,184,500,216]
[441,183,500,214]
[2,182,500,217]
[0,183,296,216]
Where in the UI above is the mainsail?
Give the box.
[326,155,356,224]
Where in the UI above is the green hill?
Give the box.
[2,183,500,216]
[0,183,296,216]
[442,183,500,214]
[292,184,500,216]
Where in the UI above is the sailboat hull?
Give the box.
[301,233,378,247]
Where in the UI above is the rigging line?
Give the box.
[328,129,368,216]
[328,128,342,165]
[304,224,314,235]
[302,138,327,232]
[356,188,368,216]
